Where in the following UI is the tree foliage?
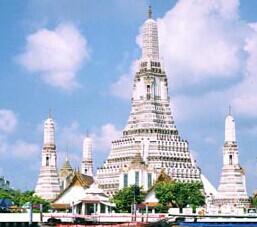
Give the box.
[111,185,146,213]
[249,196,257,207]
[0,189,50,212]
[154,181,205,210]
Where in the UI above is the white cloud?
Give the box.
[110,60,138,99]
[0,135,8,154]
[91,123,122,152]
[242,125,257,136]
[233,94,257,117]
[0,109,40,159]
[110,74,133,99]
[157,0,247,90]
[171,90,230,123]
[0,109,18,133]
[231,23,257,117]
[244,23,257,77]
[18,23,89,90]
[205,136,217,145]
[0,136,40,159]
[11,140,40,158]
[43,71,79,90]
[57,121,84,150]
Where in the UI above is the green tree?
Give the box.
[249,196,257,207]
[111,185,146,213]
[17,190,50,212]
[0,189,12,200]
[154,181,205,211]
[0,189,50,212]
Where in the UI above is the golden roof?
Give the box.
[52,172,94,202]
[60,157,73,171]
[146,169,174,194]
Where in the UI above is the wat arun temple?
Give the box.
[96,7,202,195]
[35,7,249,209]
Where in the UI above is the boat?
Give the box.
[167,214,257,226]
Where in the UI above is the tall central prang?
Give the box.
[96,7,202,196]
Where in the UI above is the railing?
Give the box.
[43,212,167,223]
[56,222,144,227]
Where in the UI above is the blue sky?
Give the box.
[1,0,257,195]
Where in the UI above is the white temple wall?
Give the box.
[160,80,165,99]
[42,155,46,166]
[142,138,150,163]
[133,83,139,100]
[154,78,159,97]
[54,186,86,205]
[145,189,158,203]
[51,154,57,166]
[136,80,145,100]
[119,169,154,191]
[234,154,239,165]
[223,153,229,165]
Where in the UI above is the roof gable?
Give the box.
[147,169,173,194]
[52,172,94,203]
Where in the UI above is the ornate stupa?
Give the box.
[96,6,202,196]
[81,135,93,177]
[215,107,249,207]
[59,154,74,191]
[35,112,61,200]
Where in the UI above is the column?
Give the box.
[82,202,85,215]
[72,202,75,215]
[97,203,101,214]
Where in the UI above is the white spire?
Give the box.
[44,112,55,146]
[81,134,93,176]
[35,112,60,200]
[142,6,159,61]
[83,135,92,160]
[215,108,248,206]
[225,106,236,142]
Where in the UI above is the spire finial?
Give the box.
[66,141,69,161]
[86,129,89,137]
[48,109,52,119]
[148,5,152,19]
[229,106,232,116]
